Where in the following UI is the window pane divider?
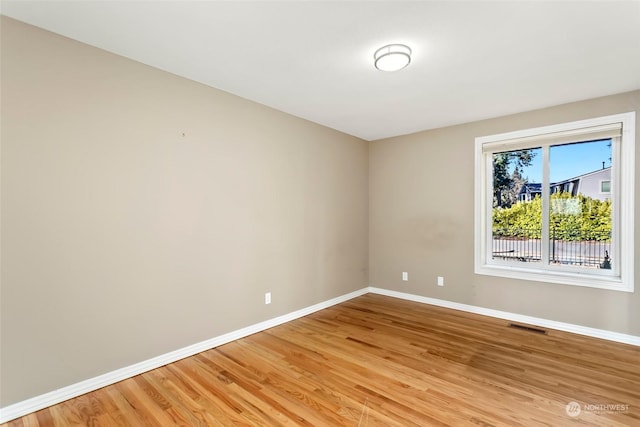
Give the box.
[541,146,550,267]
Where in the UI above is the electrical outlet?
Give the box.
[402,272,408,281]
[437,276,444,287]
[265,292,271,304]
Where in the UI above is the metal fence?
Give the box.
[492,228,611,268]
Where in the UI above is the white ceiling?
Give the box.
[2,1,640,141]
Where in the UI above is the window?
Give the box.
[475,112,635,292]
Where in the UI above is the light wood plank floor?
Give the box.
[3,294,639,426]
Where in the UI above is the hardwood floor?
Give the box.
[3,293,639,426]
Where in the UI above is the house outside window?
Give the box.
[474,112,635,292]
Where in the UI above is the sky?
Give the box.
[515,139,611,184]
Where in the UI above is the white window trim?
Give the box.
[600,179,611,194]
[474,112,635,293]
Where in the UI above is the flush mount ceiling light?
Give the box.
[374,44,412,72]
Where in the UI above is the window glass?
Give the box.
[548,140,612,269]
[491,148,541,264]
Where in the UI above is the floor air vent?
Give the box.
[508,323,547,334]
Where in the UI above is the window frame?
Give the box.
[474,112,635,292]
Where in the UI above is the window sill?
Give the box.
[475,264,633,293]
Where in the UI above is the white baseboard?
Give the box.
[0,287,369,424]
[368,287,640,347]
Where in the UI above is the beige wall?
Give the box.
[370,90,640,336]
[0,17,369,406]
